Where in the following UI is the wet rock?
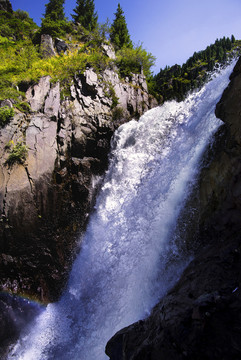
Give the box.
[0,99,13,108]
[106,57,241,360]
[0,293,43,360]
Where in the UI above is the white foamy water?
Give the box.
[8,61,235,360]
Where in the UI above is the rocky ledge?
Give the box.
[0,65,157,304]
[105,58,241,359]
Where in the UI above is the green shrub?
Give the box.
[0,106,14,127]
[0,10,38,40]
[15,101,31,113]
[115,44,156,78]
[112,106,124,121]
[5,141,28,166]
[109,85,119,109]
[40,18,70,39]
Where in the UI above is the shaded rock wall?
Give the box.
[0,67,157,303]
[106,58,241,359]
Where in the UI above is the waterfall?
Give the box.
[8,61,235,360]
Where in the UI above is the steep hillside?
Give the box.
[152,36,241,102]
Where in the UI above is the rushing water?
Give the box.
[8,61,235,360]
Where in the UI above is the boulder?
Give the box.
[102,43,116,60]
[40,34,56,58]
[54,38,68,55]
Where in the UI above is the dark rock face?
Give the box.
[54,38,68,54]
[106,58,241,359]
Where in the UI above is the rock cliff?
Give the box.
[0,66,157,304]
[106,57,241,359]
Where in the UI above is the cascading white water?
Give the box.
[8,61,235,360]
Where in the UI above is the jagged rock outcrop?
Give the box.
[105,58,241,359]
[0,67,157,304]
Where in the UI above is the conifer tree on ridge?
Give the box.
[110,3,132,50]
[72,0,98,31]
[41,0,68,38]
[44,0,66,22]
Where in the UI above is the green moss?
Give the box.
[0,106,14,127]
[5,141,28,166]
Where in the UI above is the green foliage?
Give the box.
[40,17,70,38]
[72,0,98,31]
[112,106,124,121]
[110,3,132,50]
[5,141,28,166]
[153,36,240,102]
[0,9,38,40]
[40,0,70,38]
[109,85,119,109]
[15,102,31,113]
[0,106,14,127]
[14,9,31,21]
[0,38,40,102]
[115,44,156,78]
[44,0,65,21]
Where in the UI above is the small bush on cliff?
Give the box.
[5,141,28,166]
[112,106,124,121]
[0,106,14,127]
[115,44,156,78]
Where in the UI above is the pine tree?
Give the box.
[110,3,132,50]
[41,0,68,38]
[44,0,65,22]
[72,0,98,31]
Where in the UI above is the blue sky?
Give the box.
[11,0,241,73]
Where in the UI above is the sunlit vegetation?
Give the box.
[0,1,156,110]
[0,0,239,111]
[115,45,156,78]
[0,106,14,127]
